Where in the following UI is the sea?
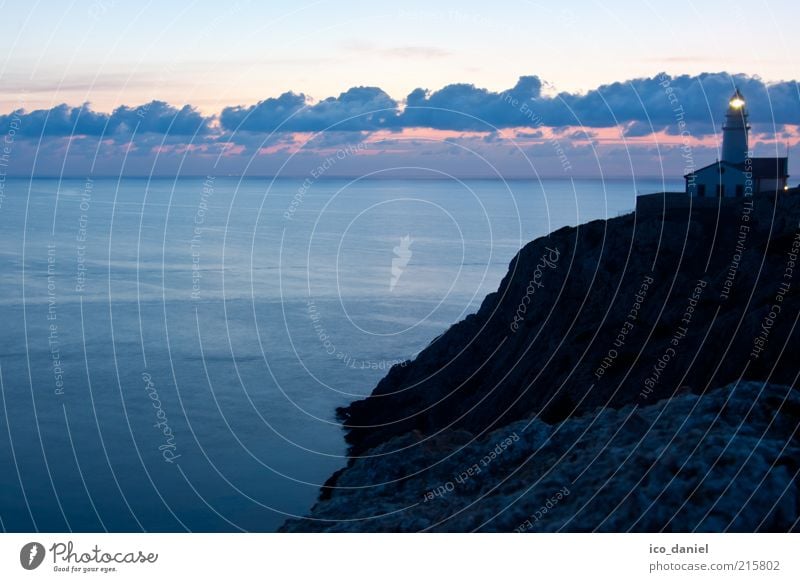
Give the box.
[0,176,681,531]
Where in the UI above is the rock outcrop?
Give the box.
[282,381,800,531]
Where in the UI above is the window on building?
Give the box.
[697,184,706,197]
[716,184,724,197]
[735,184,744,197]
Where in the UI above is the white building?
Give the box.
[685,89,789,197]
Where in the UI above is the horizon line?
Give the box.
[0,173,687,181]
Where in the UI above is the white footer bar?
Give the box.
[1,533,796,581]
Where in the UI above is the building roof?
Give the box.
[684,157,788,178]
[748,157,789,176]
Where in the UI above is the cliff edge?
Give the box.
[282,193,800,532]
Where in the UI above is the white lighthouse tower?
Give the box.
[683,88,789,197]
[721,88,749,164]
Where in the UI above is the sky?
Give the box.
[0,0,798,178]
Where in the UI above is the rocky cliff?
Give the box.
[282,193,800,532]
[283,381,799,531]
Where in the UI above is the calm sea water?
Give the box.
[0,176,680,531]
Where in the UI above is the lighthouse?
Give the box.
[721,89,749,164]
[684,88,788,197]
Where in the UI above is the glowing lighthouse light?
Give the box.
[730,96,746,109]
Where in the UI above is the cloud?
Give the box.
[515,130,544,139]
[398,73,799,132]
[106,101,210,135]
[1,72,797,179]
[219,91,306,133]
[0,100,209,137]
[399,76,544,131]
[219,87,398,133]
[3,73,796,141]
[554,72,799,129]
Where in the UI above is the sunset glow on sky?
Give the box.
[1,0,797,177]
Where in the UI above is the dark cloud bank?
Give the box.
[0,72,796,177]
[3,72,797,139]
[0,100,208,137]
[216,72,799,134]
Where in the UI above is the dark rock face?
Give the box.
[283,194,800,532]
[340,196,800,455]
[282,382,800,532]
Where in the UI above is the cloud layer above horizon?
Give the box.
[1,72,798,177]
